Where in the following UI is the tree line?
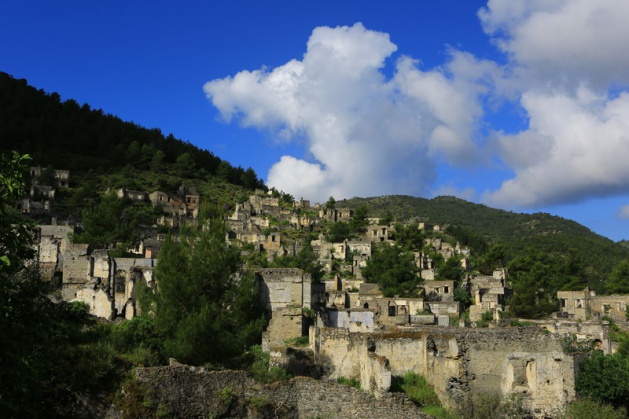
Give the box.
[0,72,264,190]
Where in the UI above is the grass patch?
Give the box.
[336,376,361,389]
[393,373,440,407]
[558,398,627,419]
[284,335,309,347]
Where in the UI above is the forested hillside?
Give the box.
[342,195,629,311]
[3,70,629,315]
[0,72,264,189]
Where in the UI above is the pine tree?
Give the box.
[149,220,266,365]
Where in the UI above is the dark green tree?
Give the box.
[393,223,425,251]
[240,167,262,190]
[325,196,336,209]
[436,257,463,281]
[379,210,393,226]
[475,244,506,275]
[1,152,122,416]
[349,205,369,235]
[73,192,139,249]
[174,152,196,177]
[148,221,266,365]
[606,260,629,294]
[0,152,35,271]
[453,287,473,308]
[576,351,629,409]
[363,244,421,297]
[326,221,352,243]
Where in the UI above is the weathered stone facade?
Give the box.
[256,268,314,350]
[128,364,428,419]
[312,327,576,417]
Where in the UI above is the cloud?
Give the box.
[619,205,629,220]
[479,0,629,208]
[485,89,629,207]
[204,23,492,203]
[479,0,629,89]
[205,5,629,210]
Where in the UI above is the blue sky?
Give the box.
[2,0,629,242]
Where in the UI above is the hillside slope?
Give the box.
[343,195,629,281]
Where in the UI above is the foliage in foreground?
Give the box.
[575,351,629,410]
[242,345,291,384]
[146,220,267,366]
[558,398,627,419]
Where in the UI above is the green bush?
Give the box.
[245,345,291,384]
[558,398,627,419]
[476,310,494,328]
[576,351,629,409]
[391,372,441,408]
[422,405,457,419]
[285,336,309,347]
[337,376,361,389]
[509,319,535,327]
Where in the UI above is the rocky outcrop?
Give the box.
[119,363,428,418]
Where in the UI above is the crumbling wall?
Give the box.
[75,283,114,319]
[262,306,304,350]
[129,364,427,419]
[464,329,575,416]
[256,268,312,312]
[61,244,92,300]
[313,327,576,417]
[256,268,313,350]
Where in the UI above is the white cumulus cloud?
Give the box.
[479,0,629,89]
[205,4,629,210]
[204,23,493,203]
[480,0,629,208]
[485,89,629,207]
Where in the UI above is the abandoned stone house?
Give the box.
[18,167,70,215]
[255,268,322,350]
[29,166,69,188]
[318,207,353,223]
[557,288,629,323]
[311,326,577,417]
[35,223,156,320]
[149,185,200,219]
[293,198,310,209]
[366,225,390,242]
[116,188,146,202]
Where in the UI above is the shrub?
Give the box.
[509,319,535,327]
[576,351,629,409]
[285,336,309,347]
[391,372,440,408]
[245,345,291,384]
[558,398,627,419]
[476,310,493,328]
[336,376,361,389]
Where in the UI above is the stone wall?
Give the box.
[62,244,92,299]
[75,283,114,319]
[129,364,428,419]
[256,268,313,350]
[312,327,576,417]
